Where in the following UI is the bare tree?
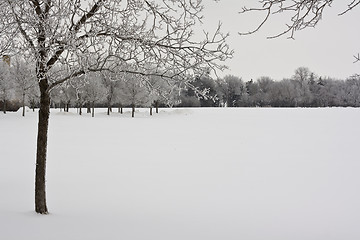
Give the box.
[83,73,107,117]
[101,71,120,115]
[119,74,151,118]
[145,75,183,112]
[12,57,37,116]
[0,60,12,114]
[28,84,40,112]
[0,1,232,214]
[291,67,314,106]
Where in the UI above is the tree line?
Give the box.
[2,60,359,115]
[180,67,360,108]
[0,57,184,117]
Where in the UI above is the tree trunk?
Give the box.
[132,105,135,118]
[119,104,123,114]
[87,102,91,113]
[150,107,152,116]
[79,107,82,115]
[2,99,6,114]
[107,106,110,115]
[35,81,50,214]
[22,93,26,117]
[155,101,159,114]
[92,101,95,117]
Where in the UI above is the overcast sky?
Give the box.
[199,1,360,81]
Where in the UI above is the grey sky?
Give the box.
[200,1,360,81]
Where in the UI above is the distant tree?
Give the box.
[101,71,121,116]
[245,79,260,107]
[269,80,297,107]
[12,57,37,116]
[67,76,88,115]
[28,84,40,112]
[55,84,76,112]
[192,76,219,107]
[119,74,151,118]
[217,75,245,107]
[178,94,201,107]
[345,75,360,107]
[84,73,106,117]
[256,76,274,107]
[291,67,314,107]
[0,60,12,114]
[146,75,180,112]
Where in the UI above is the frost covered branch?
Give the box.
[239,0,359,39]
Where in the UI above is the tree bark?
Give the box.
[119,104,123,114]
[87,102,91,113]
[22,93,26,117]
[155,101,159,114]
[92,101,95,117]
[2,99,6,114]
[35,80,50,214]
[132,105,135,118]
[150,107,152,116]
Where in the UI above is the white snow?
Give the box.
[1,107,360,240]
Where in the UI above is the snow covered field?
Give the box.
[1,107,359,240]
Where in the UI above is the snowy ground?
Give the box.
[1,107,360,240]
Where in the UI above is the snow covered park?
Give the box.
[1,107,360,240]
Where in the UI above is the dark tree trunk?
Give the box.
[92,101,95,117]
[155,101,159,113]
[107,106,111,115]
[35,79,50,214]
[87,102,91,113]
[66,103,69,112]
[150,107,152,116]
[22,93,26,117]
[118,104,123,114]
[79,107,82,115]
[2,99,6,114]
[132,105,135,118]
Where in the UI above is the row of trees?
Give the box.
[2,61,360,116]
[0,57,39,115]
[180,67,360,108]
[0,57,184,117]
